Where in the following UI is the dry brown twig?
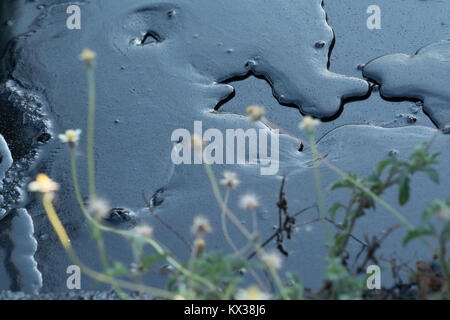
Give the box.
[248,176,367,260]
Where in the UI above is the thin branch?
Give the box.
[142,190,192,252]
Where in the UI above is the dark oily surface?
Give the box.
[363,40,450,132]
[0,0,449,295]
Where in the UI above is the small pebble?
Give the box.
[388,149,399,157]
[167,10,176,18]
[406,115,417,123]
[315,41,325,48]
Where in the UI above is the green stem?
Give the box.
[71,149,107,268]
[309,132,333,254]
[204,163,253,239]
[87,66,96,199]
[70,149,128,298]
[70,149,91,221]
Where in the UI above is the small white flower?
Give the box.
[28,174,59,199]
[246,105,265,122]
[235,286,270,300]
[191,216,212,237]
[438,206,450,221]
[79,48,96,65]
[261,252,282,270]
[219,171,240,189]
[58,129,82,147]
[87,197,110,220]
[239,193,260,210]
[191,134,205,153]
[299,115,320,132]
[305,225,313,232]
[134,223,154,238]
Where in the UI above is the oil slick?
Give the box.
[0,134,13,200]
[8,208,42,294]
[118,0,369,118]
[363,40,450,132]
[2,0,450,293]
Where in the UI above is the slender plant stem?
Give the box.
[204,164,253,239]
[72,150,128,299]
[71,149,110,277]
[220,189,240,254]
[220,189,268,292]
[86,66,96,199]
[42,195,71,249]
[308,132,333,254]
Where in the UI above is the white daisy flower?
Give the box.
[261,251,283,270]
[79,48,96,66]
[235,286,270,300]
[191,134,205,153]
[239,193,260,210]
[438,206,450,221]
[87,197,110,220]
[28,174,59,197]
[58,129,82,148]
[191,216,212,237]
[246,105,265,123]
[299,115,320,133]
[219,171,240,189]
[134,223,154,238]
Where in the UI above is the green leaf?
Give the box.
[402,229,433,246]
[329,202,343,221]
[108,262,129,277]
[398,175,410,206]
[141,253,169,269]
[325,258,348,282]
[377,158,394,176]
[425,168,440,184]
[331,173,358,190]
[361,173,381,188]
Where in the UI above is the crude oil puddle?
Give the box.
[0,208,41,293]
[116,0,369,118]
[0,0,449,293]
[363,40,450,132]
